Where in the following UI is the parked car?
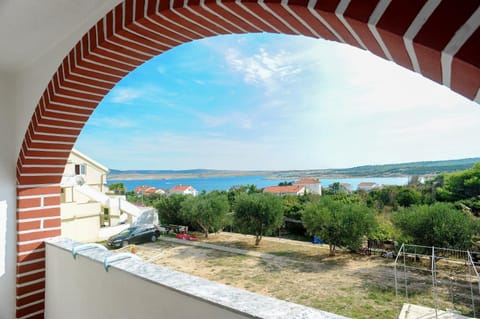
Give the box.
[106,224,160,249]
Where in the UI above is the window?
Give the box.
[75,164,87,175]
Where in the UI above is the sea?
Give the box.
[111,175,409,193]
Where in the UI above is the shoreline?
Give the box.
[108,171,273,181]
[107,158,477,182]
[108,172,412,181]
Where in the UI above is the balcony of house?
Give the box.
[45,238,348,319]
[60,202,103,242]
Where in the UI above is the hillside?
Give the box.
[272,157,480,179]
[108,157,480,180]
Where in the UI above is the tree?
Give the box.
[396,188,421,207]
[327,182,341,194]
[282,195,306,236]
[436,162,480,201]
[367,186,398,210]
[392,202,476,249]
[108,183,126,194]
[302,197,377,256]
[234,193,284,245]
[155,194,189,225]
[227,184,261,211]
[180,192,229,238]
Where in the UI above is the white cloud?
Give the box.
[109,87,143,103]
[224,47,300,91]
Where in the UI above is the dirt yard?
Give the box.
[120,232,474,319]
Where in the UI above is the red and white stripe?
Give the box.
[15,0,480,317]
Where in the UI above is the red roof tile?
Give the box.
[170,185,191,192]
[134,185,163,194]
[263,185,305,194]
[293,178,320,185]
[134,186,151,193]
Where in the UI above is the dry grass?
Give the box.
[127,233,476,319]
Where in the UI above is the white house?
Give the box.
[357,182,379,192]
[60,150,155,242]
[135,185,166,195]
[60,149,125,242]
[293,178,322,195]
[169,185,198,196]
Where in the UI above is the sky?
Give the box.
[75,33,480,171]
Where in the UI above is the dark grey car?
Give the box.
[106,224,160,248]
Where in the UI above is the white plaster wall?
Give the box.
[66,151,108,186]
[61,218,100,242]
[0,71,17,319]
[0,2,124,317]
[45,240,344,319]
[45,245,252,319]
[61,202,102,242]
[12,0,124,153]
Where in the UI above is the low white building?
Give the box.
[135,185,166,195]
[293,178,322,195]
[357,182,378,192]
[169,185,198,196]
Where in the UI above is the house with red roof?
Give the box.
[293,178,322,195]
[263,185,306,196]
[169,185,198,196]
[134,186,166,195]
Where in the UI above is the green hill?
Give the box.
[109,158,480,180]
[272,158,480,179]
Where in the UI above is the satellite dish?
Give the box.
[74,175,85,186]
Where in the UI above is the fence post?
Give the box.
[432,246,438,319]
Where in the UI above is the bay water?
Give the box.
[112,175,409,193]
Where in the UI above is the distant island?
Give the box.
[108,157,480,181]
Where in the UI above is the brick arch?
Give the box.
[14,0,480,317]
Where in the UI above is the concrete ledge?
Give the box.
[45,237,348,319]
[398,304,473,319]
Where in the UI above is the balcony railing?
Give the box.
[45,238,348,319]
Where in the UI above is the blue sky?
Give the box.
[75,33,480,171]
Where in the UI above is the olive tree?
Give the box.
[234,193,284,245]
[180,192,230,238]
[302,197,377,256]
[392,202,476,249]
[396,188,421,207]
[155,194,189,225]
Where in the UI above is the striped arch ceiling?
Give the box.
[14,0,480,318]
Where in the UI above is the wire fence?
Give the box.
[394,244,480,318]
